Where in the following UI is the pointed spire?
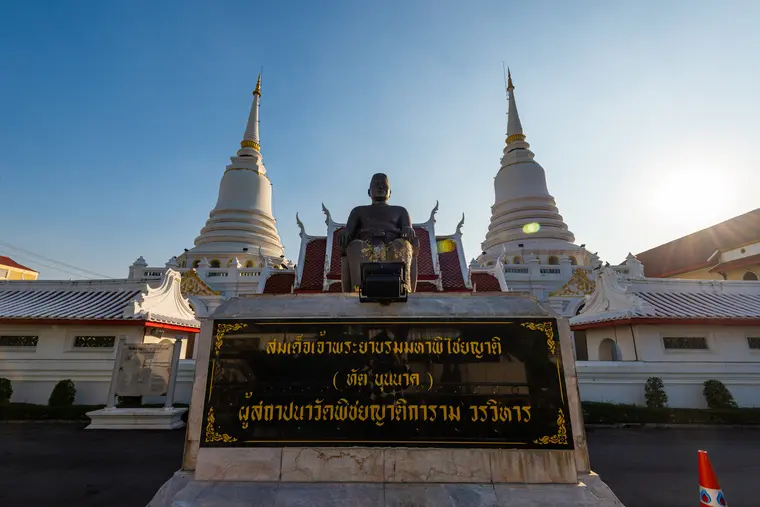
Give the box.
[506,68,526,145]
[238,74,262,156]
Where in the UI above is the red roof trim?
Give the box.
[571,317,760,330]
[0,256,37,273]
[144,322,200,333]
[707,253,760,273]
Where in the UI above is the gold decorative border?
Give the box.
[214,322,248,356]
[533,409,567,445]
[205,407,238,443]
[520,321,556,355]
[208,322,248,402]
[203,320,571,448]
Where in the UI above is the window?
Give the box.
[663,337,707,350]
[0,268,8,278]
[748,337,760,350]
[743,271,758,281]
[574,331,588,361]
[192,260,201,268]
[547,256,560,265]
[599,338,622,361]
[74,336,115,348]
[244,260,254,268]
[512,256,522,265]
[0,335,38,347]
[569,256,578,266]
[209,259,221,268]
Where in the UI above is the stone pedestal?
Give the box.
[147,293,625,507]
[149,472,622,507]
[85,407,187,430]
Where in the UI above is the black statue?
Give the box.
[338,173,419,293]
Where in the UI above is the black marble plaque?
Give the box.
[200,318,573,449]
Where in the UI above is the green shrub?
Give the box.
[703,380,738,409]
[644,377,668,408]
[581,401,760,425]
[0,378,12,405]
[48,379,76,407]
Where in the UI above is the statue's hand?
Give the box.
[401,226,416,242]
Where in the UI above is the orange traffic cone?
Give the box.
[699,450,727,506]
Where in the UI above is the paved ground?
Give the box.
[0,424,758,507]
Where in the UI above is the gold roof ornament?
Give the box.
[253,73,262,96]
[549,268,596,297]
[180,269,221,297]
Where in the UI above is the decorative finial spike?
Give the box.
[507,67,514,90]
[253,73,262,96]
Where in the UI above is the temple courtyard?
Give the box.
[0,424,756,507]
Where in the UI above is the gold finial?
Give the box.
[253,74,262,96]
[507,68,514,90]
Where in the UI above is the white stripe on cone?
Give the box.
[700,486,727,506]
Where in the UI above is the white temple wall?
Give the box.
[0,323,196,405]
[576,361,760,408]
[577,323,760,408]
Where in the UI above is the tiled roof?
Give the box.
[471,273,501,292]
[327,228,344,279]
[416,282,439,292]
[0,288,144,320]
[299,238,327,290]
[570,270,760,328]
[415,228,435,278]
[262,273,295,294]
[636,208,760,277]
[439,249,466,290]
[0,273,200,328]
[0,256,36,273]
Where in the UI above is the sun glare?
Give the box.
[648,169,731,228]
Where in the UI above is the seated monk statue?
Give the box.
[338,173,419,293]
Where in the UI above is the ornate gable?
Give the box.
[549,268,596,297]
[180,269,220,297]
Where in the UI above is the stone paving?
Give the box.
[0,424,758,507]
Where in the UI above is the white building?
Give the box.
[570,267,760,408]
[0,270,200,405]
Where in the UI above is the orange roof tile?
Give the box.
[635,209,760,277]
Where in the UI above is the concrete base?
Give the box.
[148,471,625,507]
[85,407,187,430]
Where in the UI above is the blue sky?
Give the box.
[1,1,758,279]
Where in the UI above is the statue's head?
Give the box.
[368,173,390,203]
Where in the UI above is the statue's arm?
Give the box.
[397,207,412,229]
[344,208,360,239]
[398,207,416,243]
[339,208,360,252]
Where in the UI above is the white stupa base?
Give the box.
[85,407,187,430]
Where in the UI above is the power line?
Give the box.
[0,240,109,278]
[0,248,95,279]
